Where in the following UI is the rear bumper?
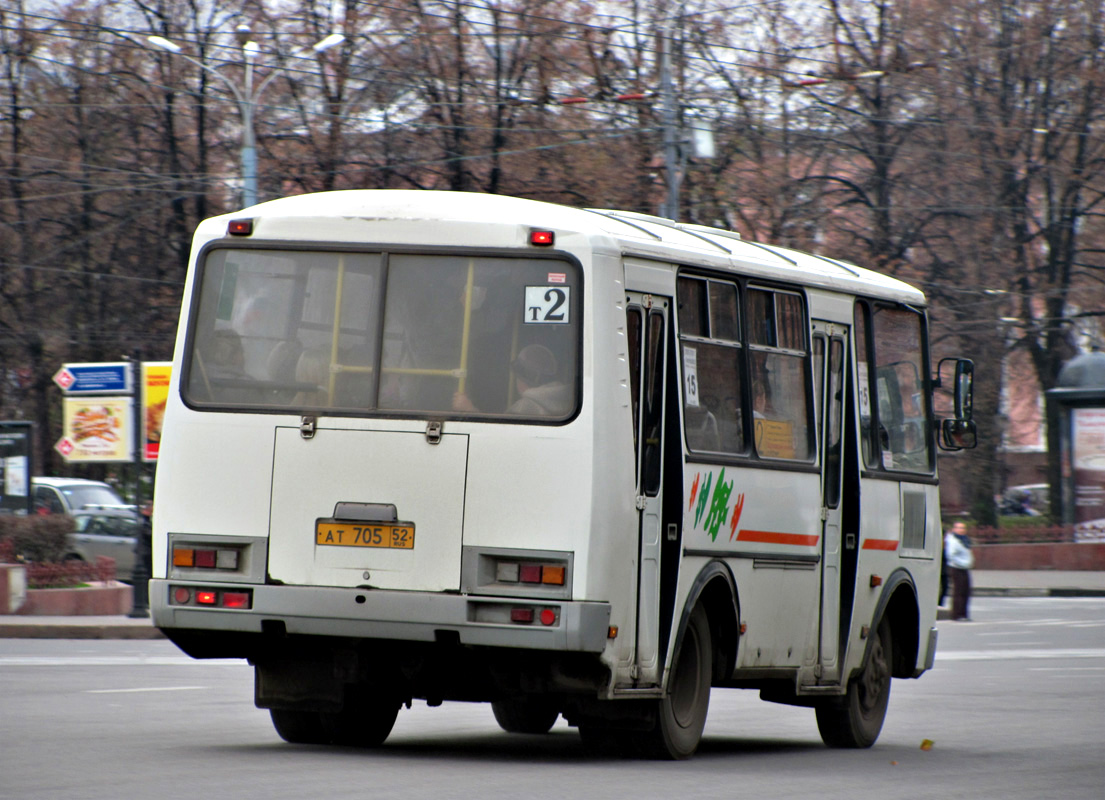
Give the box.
[150,579,611,654]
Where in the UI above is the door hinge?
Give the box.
[635,495,646,510]
[426,420,443,445]
[300,415,316,439]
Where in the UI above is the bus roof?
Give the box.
[205,190,926,306]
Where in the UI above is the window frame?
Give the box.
[853,298,936,478]
[676,275,747,456]
[675,272,816,465]
[181,241,585,425]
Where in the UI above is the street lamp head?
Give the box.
[147,36,183,54]
[242,40,260,59]
[312,33,345,53]
[235,24,252,46]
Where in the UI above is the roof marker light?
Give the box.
[228,219,253,236]
[529,230,555,247]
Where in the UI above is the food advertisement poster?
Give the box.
[57,397,133,463]
[142,362,171,462]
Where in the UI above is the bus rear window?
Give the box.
[184,248,580,421]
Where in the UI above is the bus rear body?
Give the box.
[151,190,975,758]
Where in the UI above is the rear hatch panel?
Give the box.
[267,426,467,591]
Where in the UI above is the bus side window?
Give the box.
[871,306,932,473]
[747,288,811,460]
[854,303,876,467]
[627,307,643,469]
[642,310,665,496]
[676,276,743,455]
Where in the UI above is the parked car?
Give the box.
[31,477,141,579]
[67,511,143,579]
[999,483,1049,516]
[31,476,133,516]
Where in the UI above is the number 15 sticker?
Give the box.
[524,286,570,324]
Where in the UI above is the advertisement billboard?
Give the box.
[56,397,133,463]
[141,362,171,462]
[1072,407,1105,541]
[0,421,32,514]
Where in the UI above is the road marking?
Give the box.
[0,656,244,667]
[937,648,1105,661]
[86,686,208,694]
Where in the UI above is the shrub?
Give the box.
[0,514,76,564]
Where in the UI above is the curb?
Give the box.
[973,587,1105,598]
[0,622,165,640]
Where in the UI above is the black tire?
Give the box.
[816,616,893,748]
[491,697,560,734]
[271,691,400,747]
[321,690,401,747]
[270,709,329,745]
[639,604,713,759]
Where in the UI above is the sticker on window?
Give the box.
[857,368,871,417]
[683,346,700,407]
[524,286,570,324]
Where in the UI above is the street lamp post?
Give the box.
[148,27,344,208]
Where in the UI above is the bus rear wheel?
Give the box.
[270,709,328,745]
[321,689,401,747]
[270,690,401,747]
[491,697,560,734]
[816,616,892,748]
[640,604,712,759]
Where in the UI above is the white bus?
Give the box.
[151,190,975,759]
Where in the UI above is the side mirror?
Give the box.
[937,357,974,421]
[939,418,977,451]
[954,359,974,420]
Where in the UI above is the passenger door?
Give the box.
[813,321,851,683]
[627,293,670,686]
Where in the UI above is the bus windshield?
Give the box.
[183,247,580,420]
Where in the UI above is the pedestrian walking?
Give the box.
[944,521,974,621]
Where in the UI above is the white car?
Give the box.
[31,476,133,516]
[31,477,141,579]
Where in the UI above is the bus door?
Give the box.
[627,293,669,687]
[813,321,853,684]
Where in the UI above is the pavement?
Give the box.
[1,571,1103,639]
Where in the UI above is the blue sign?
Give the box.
[54,362,132,394]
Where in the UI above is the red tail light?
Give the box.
[169,585,252,610]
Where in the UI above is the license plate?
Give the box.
[315,521,415,549]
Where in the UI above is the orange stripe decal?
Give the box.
[736,530,820,547]
[862,539,900,551]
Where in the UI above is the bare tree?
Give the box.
[929,0,1105,520]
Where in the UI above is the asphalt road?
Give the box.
[1,596,1102,800]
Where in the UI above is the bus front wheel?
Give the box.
[816,616,892,748]
[640,604,713,759]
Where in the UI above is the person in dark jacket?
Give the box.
[944,521,973,621]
